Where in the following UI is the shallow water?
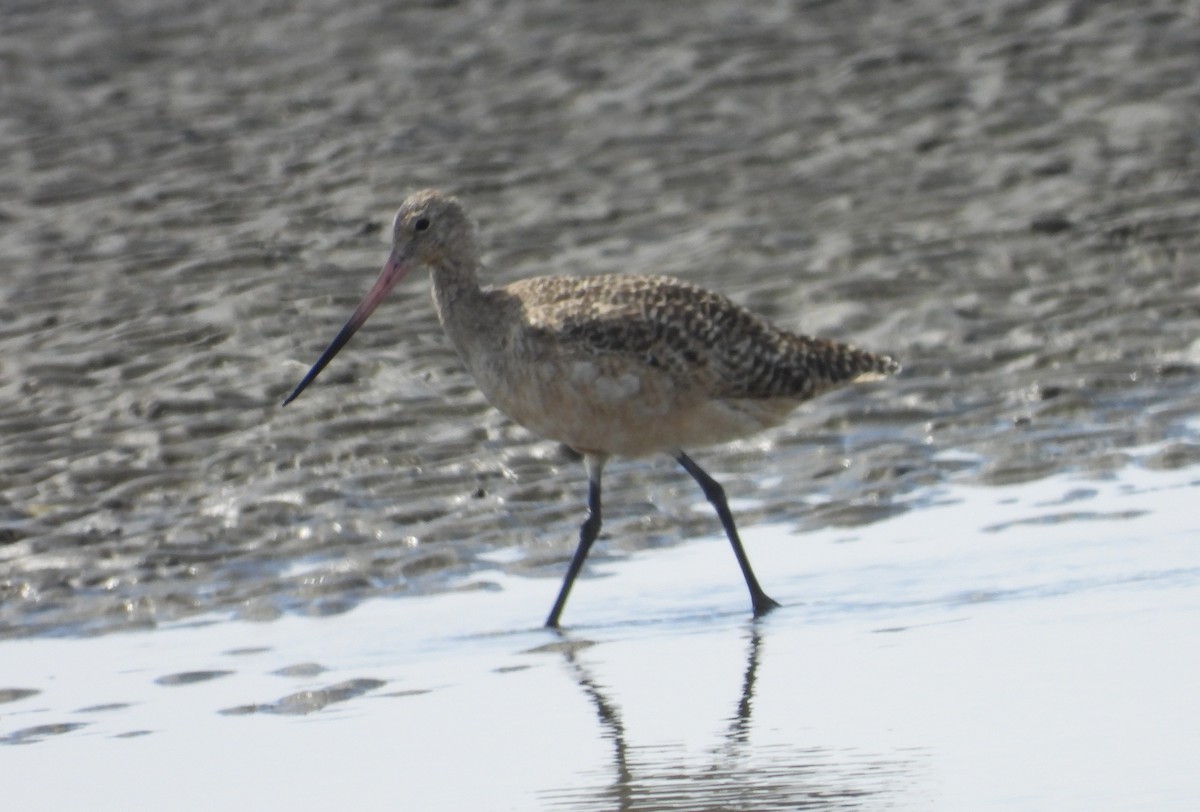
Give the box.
[2,0,1200,806]
[2,460,1198,809]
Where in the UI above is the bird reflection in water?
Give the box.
[537,628,916,811]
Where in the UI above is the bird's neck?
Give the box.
[430,259,481,299]
[430,261,501,356]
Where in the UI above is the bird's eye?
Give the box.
[414,217,431,232]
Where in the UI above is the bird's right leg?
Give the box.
[545,453,608,628]
[676,451,780,617]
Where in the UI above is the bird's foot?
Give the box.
[752,595,782,618]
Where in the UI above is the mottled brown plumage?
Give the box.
[511,272,896,400]
[284,189,900,626]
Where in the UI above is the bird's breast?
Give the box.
[465,346,793,457]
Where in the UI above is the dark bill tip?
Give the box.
[281,315,364,406]
[281,252,410,407]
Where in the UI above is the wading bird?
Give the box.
[283,190,898,627]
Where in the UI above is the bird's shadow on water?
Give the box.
[532,623,919,812]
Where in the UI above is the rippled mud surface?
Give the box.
[2,0,1200,637]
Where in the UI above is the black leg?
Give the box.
[546,455,606,628]
[676,451,780,617]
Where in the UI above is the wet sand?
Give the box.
[2,0,1200,807]
[2,0,1199,633]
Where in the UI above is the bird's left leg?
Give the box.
[545,453,608,628]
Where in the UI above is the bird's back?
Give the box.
[506,273,898,401]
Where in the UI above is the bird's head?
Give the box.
[282,189,478,406]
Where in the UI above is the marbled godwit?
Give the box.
[283,189,898,627]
